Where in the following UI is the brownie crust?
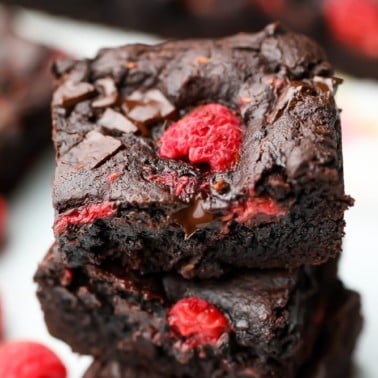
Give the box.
[51,24,351,278]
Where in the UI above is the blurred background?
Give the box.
[0,1,377,377]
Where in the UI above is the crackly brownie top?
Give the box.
[0,28,54,132]
[52,23,343,228]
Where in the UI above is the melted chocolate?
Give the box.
[171,196,214,237]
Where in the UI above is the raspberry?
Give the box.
[229,195,285,223]
[168,297,230,347]
[53,201,117,235]
[0,341,67,378]
[159,104,242,172]
[108,172,122,183]
[324,0,378,58]
[149,173,198,197]
[0,197,6,246]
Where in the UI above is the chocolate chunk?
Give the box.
[125,103,160,124]
[53,81,96,108]
[99,108,138,134]
[143,89,176,118]
[313,76,342,96]
[65,130,122,169]
[122,89,175,125]
[92,77,119,108]
[267,82,304,124]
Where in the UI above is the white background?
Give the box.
[0,9,377,378]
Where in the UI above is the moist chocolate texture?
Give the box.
[83,287,362,378]
[35,245,360,378]
[51,24,351,278]
[0,17,54,193]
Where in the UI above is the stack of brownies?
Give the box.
[35,24,362,377]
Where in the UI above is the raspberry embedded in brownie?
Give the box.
[159,103,242,172]
[168,297,230,348]
[51,24,352,278]
[35,244,344,373]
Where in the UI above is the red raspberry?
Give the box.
[0,341,67,378]
[149,173,198,197]
[229,195,285,223]
[168,297,230,347]
[159,104,242,172]
[53,201,117,235]
[0,197,6,246]
[324,0,378,58]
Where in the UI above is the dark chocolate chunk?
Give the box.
[99,108,138,134]
[123,89,175,125]
[64,130,122,169]
[53,81,96,108]
[92,77,119,108]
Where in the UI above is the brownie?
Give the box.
[2,0,266,40]
[50,24,351,278]
[3,1,377,79]
[84,286,362,378]
[256,0,378,80]
[0,12,56,194]
[35,243,340,376]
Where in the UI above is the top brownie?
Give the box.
[52,24,351,278]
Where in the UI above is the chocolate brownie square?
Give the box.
[35,243,341,377]
[51,24,351,278]
[0,13,56,194]
[84,286,362,378]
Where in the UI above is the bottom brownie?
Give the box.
[84,286,362,378]
[35,245,347,378]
